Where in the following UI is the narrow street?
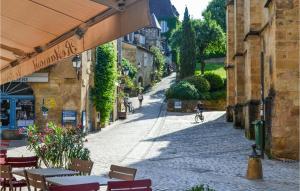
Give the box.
[7,74,299,191]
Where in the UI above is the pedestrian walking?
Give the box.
[138,92,144,108]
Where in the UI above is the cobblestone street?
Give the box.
[7,74,300,191]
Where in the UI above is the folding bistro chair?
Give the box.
[49,183,100,191]
[108,165,137,181]
[5,156,38,169]
[69,158,94,175]
[24,170,48,191]
[107,179,152,191]
[0,164,27,191]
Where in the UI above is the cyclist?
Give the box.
[194,101,204,122]
[196,101,204,113]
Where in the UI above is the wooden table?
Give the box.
[46,175,117,186]
[13,168,79,177]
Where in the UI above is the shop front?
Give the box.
[0,82,35,138]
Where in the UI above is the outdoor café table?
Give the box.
[46,175,118,186]
[13,168,80,177]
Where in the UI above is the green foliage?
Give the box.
[203,73,224,92]
[194,13,226,74]
[92,43,117,126]
[180,8,196,79]
[207,90,226,100]
[160,17,180,41]
[121,58,137,79]
[166,81,199,100]
[187,184,216,191]
[150,46,165,79]
[26,122,90,168]
[196,63,226,79]
[184,76,210,93]
[203,0,226,31]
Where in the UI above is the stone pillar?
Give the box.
[225,1,235,122]
[233,0,245,128]
[243,0,262,139]
[270,0,299,160]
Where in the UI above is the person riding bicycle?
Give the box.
[196,101,204,113]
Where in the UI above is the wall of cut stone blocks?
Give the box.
[226,0,299,160]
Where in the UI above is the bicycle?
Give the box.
[195,109,204,123]
[127,102,135,113]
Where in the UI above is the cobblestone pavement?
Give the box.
[5,73,300,191]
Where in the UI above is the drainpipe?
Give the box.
[260,52,265,159]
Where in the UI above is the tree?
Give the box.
[203,0,226,31]
[179,8,196,79]
[91,43,117,126]
[194,13,226,74]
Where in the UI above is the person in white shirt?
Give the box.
[138,93,144,108]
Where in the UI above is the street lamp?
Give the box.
[72,55,82,80]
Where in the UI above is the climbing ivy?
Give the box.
[91,43,117,126]
[150,46,165,79]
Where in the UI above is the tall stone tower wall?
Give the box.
[226,0,299,160]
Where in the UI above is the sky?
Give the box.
[170,0,213,21]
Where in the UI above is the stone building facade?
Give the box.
[226,0,299,160]
[0,47,120,138]
[122,42,154,88]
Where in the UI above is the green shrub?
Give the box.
[187,185,215,191]
[203,73,224,91]
[121,58,137,79]
[166,81,199,100]
[207,90,226,100]
[26,122,90,168]
[185,75,210,93]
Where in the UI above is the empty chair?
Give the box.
[108,165,137,181]
[49,183,100,191]
[5,156,38,168]
[69,158,93,175]
[0,164,27,191]
[107,179,152,191]
[0,150,7,158]
[24,170,48,191]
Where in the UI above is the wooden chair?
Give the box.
[0,150,7,158]
[0,164,27,191]
[24,170,48,191]
[5,156,38,168]
[108,165,137,181]
[49,183,100,191]
[107,179,152,191]
[69,158,93,175]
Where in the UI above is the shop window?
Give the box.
[16,99,34,127]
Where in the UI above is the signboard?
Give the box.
[174,100,182,109]
[14,73,49,83]
[62,110,77,126]
[1,36,83,84]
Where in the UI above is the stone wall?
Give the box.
[167,99,226,113]
[122,42,154,88]
[226,0,299,160]
[226,2,235,122]
[30,58,82,128]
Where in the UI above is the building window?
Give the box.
[160,20,169,33]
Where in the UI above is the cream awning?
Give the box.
[0,0,150,84]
